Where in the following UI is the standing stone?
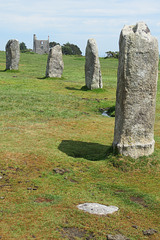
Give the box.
[113,22,159,159]
[6,39,20,70]
[85,39,102,89]
[46,45,64,78]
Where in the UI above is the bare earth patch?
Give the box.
[61,227,95,240]
[130,196,148,208]
[34,197,53,203]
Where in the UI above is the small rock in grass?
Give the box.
[132,225,138,229]
[142,228,157,236]
[53,168,70,175]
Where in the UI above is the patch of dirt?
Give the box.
[81,98,89,101]
[130,196,148,208]
[64,176,79,183]
[69,178,78,183]
[0,184,12,191]
[34,197,53,203]
[82,112,90,115]
[53,168,70,175]
[0,152,49,177]
[61,227,95,239]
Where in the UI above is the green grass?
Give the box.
[0,51,159,240]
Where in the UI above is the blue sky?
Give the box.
[0,0,160,56]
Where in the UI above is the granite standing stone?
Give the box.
[85,38,103,89]
[113,22,159,159]
[46,45,64,78]
[6,39,20,70]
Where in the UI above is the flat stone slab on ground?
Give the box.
[107,234,130,240]
[77,203,118,215]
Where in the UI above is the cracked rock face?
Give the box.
[113,22,159,159]
[77,203,118,215]
[85,38,103,90]
[46,45,64,78]
[6,39,20,70]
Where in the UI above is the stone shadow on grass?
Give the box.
[37,76,65,80]
[58,140,112,161]
[66,86,89,91]
[37,76,47,80]
[0,69,19,72]
[65,87,81,91]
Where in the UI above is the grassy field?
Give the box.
[0,51,159,240]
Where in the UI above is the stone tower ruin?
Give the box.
[33,34,49,54]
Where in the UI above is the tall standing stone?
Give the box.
[113,22,159,159]
[6,39,20,70]
[46,45,64,78]
[85,39,102,89]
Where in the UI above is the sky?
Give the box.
[0,0,160,57]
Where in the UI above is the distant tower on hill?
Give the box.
[33,34,49,54]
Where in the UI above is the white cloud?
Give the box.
[0,0,160,55]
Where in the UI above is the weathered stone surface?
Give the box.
[142,228,157,236]
[6,39,20,70]
[77,203,118,215]
[113,22,159,159]
[46,45,64,78]
[107,234,130,240]
[85,38,102,89]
